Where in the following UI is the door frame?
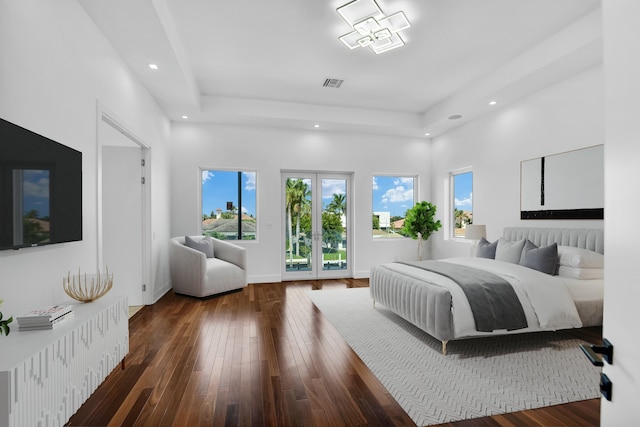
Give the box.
[281,171,353,281]
[96,104,151,305]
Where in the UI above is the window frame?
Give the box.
[450,167,473,239]
[199,167,258,241]
[371,174,418,240]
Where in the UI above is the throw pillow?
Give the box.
[495,238,526,264]
[557,246,604,268]
[519,240,558,275]
[185,235,214,258]
[476,237,497,259]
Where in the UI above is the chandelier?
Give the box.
[337,0,411,54]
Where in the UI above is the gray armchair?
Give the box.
[169,236,247,298]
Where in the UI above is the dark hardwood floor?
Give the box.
[67,279,601,426]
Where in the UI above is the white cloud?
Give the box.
[322,179,346,199]
[455,192,473,207]
[393,177,414,188]
[381,186,414,203]
[244,172,256,191]
[202,170,214,183]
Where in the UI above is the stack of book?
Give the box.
[17,305,74,331]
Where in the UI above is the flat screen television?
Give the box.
[0,117,82,250]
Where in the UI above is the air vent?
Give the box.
[323,78,344,88]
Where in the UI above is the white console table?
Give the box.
[0,294,129,427]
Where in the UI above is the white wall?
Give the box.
[170,123,431,282]
[430,66,605,259]
[0,1,172,317]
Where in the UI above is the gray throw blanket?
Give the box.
[401,261,528,332]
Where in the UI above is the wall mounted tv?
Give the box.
[0,117,82,250]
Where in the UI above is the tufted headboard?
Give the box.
[503,227,604,254]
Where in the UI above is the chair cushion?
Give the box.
[185,235,214,258]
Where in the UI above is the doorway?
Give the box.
[282,172,352,280]
[98,110,149,307]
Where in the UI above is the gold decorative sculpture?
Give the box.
[63,268,113,302]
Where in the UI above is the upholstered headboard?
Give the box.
[503,227,604,254]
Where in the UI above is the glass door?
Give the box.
[282,172,351,280]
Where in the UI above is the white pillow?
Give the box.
[557,246,604,268]
[495,238,526,264]
[557,266,604,280]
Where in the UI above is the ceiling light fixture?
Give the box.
[314,124,320,128]
[181,115,188,119]
[148,63,159,70]
[488,101,497,105]
[337,0,411,55]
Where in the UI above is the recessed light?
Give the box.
[148,63,159,70]
[314,124,320,128]
[488,101,497,106]
[424,133,430,136]
[181,115,188,119]
[448,114,463,120]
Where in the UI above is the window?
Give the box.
[451,170,473,238]
[372,175,415,238]
[201,169,257,240]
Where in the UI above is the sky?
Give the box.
[454,171,473,212]
[372,176,414,217]
[201,171,471,220]
[371,173,472,218]
[202,170,256,217]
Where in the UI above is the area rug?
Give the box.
[307,288,600,426]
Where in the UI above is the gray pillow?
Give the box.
[519,240,558,275]
[495,238,526,264]
[185,235,214,258]
[476,237,497,259]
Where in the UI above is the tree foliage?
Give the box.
[372,214,380,230]
[322,212,343,251]
[402,201,442,241]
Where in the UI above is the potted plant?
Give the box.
[402,201,442,260]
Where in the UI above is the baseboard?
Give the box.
[248,274,282,284]
[153,280,172,303]
[353,270,370,279]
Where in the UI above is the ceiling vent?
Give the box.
[323,78,344,88]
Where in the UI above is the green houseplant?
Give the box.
[0,298,13,336]
[402,201,442,260]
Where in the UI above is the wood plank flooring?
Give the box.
[66,279,601,426]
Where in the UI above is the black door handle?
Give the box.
[580,338,613,366]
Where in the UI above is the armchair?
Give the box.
[169,236,247,298]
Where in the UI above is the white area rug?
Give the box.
[308,288,600,426]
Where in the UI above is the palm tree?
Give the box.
[292,180,310,257]
[285,179,297,263]
[454,208,468,228]
[327,193,346,216]
[285,179,311,259]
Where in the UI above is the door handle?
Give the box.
[600,373,613,401]
[580,338,613,366]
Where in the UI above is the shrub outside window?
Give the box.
[201,169,257,240]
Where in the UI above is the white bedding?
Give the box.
[381,257,585,338]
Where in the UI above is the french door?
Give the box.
[282,172,351,280]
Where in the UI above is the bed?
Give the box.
[369,227,604,354]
